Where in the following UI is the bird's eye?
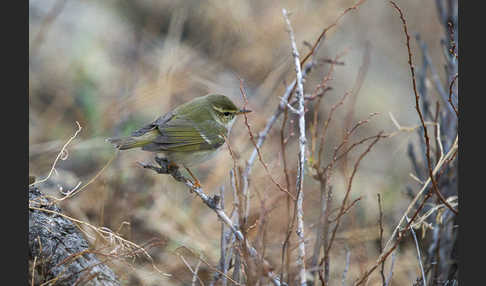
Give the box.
[223,112,231,116]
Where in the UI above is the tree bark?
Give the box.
[28,186,120,286]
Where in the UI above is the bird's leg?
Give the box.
[154,156,178,172]
[154,156,168,167]
[149,156,200,189]
[184,167,202,189]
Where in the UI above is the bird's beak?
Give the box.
[238,108,252,115]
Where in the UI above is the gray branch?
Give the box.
[283,8,308,286]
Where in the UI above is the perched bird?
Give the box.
[107,94,251,186]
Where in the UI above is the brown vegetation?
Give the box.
[29,0,458,285]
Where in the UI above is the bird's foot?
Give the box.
[184,167,202,191]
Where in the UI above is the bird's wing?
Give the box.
[130,112,174,137]
[141,117,226,152]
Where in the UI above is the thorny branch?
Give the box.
[390,1,458,215]
[355,135,457,285]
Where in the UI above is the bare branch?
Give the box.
[384,136,457,253]
[390,1,458,215]
[238,78,296,200]
[325,133,383,256]
[282,8,308,285]
[356,136,457,286]
[384,249,398,286]
[139,158,285,286]
[299,0,368,68]
[378,194,386,286]
[342,246,351,286]
[406,216,427,286]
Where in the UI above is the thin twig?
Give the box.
[140,158,284,286]
[282,8,308,285]
[239,62,313,261]
[384,135,457,250]
[310,52,346,161]
[328,197,362,223]
[377,194,386,286]
[280,116,292,285]
[342,246,351,286]
[415,35,452,115]
[406,216,427,286]
[215,186,228,286]
[433,102,442,165]
[241,62,311,178]
[330,113,381,166]
[238,78,295,200]
[317,92,350,169]
[55,150,118,202]
[384,249,398,286]
[390,1,458,215]
[318,134,381,283]
[192,260,203,286]
[31,256,37,286]
[325,133,383,256]
[309,181,328,283]
[355,193,429,285]
[356,136,458,285]
[178,246,242,285]
[176,252,206,286]
[341,41,371,175]
[447,21,458,59]
[299,0,367,68]
[30,121,82,187]
[229,170,242,285]
[321,185,333,283]
[279,76,294,286]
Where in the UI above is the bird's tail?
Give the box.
[106,130,158,150]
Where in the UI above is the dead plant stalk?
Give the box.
[390,1,457,215]
[282,8,308,285]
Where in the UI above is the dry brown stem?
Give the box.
[238,78,295,200]
[299,0,367,69]
[324,133,383,256]
[390,1,458,215]
[356,135,458,285]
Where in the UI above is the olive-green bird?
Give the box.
[107,94,251,185]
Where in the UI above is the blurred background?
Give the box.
[29,0,456,285]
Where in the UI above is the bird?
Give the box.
[106,94,251,187]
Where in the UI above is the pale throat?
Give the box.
[209,110,236,143]
[227,117,236,133]
[210,109,236,131]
